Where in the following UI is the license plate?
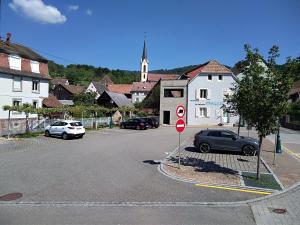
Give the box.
[76,128,81,130]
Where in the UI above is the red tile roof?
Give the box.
[147,73,179,82]
[107,84,133,94]
[42,94,63,108]
[185,60,232,80]
[131,82,156,92]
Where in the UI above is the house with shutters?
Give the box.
[160,60,238,125]
[0,34,51,120]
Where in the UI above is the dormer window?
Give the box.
[30,60,40,73]
[9,55,21,70]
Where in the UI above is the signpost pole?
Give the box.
[178,132,181,168]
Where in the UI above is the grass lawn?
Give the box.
[242,171,282,190]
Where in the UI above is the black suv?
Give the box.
[141,117,159,128]
[120,118,149,130]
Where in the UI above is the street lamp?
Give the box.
[276,120,282,153]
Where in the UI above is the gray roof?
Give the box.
[92,81,107,94]
[106,91,133,107]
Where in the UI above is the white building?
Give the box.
[0,37,51,120]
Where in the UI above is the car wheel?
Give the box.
[62,132,68,140]
[45,130,50,137]
[199,142,211,153]
[78,135,83,139]
[242,145,256,156]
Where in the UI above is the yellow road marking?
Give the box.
[195,184,272,195]
[282,145,300,160]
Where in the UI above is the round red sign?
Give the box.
[176,119,185,133]
[176,105,185,118]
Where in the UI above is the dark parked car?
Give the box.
[120,118,149,130]
[141,117,159,128]
[193,129,259,156]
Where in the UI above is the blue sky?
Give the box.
[2,0,300,70]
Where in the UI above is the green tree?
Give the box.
[73,92,97,106]
[228,44,294,179]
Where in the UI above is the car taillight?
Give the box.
[140,123,144,126]
[68,127,75,129]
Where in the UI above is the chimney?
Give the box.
[6,33,11,45]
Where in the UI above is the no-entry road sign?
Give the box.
[176,105,185,118]
[176,119,185,133]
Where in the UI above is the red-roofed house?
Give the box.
[107,84,133,99]
[131,82,156,103]
[160,60,238,126]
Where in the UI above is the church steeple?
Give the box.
[140,36,149,82]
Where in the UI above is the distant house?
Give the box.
[160,60,238,126]
[86,81,107,98]
[50,78,69,87]
[0,33,51,120]
[52,84,84,105]
[99,75,113,86]
[97,91,133,108]
[42,94,63,108]
[131,82,156,103]
[107,84,133,99]
[288,80,300,103]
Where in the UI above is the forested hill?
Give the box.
[48,61,199,86]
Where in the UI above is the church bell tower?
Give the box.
[140,38,148,82]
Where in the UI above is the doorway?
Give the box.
[163,111,170,124]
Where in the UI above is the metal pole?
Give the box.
[273,131,277,165]
[7,110,11,139]
[178,132,181,168]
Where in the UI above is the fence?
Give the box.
[0,117,111,136]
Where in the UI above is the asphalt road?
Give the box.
[0,127,259,224]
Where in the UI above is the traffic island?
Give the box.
[160,138,283,192]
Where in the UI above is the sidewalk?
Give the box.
[250,182,300,225]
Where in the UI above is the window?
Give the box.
[12,99,22,114]
[196,107,210,118]
[32,80,40,92]
[196,89,211,100]
[32,100,38,108]
[30,60,40,73]
[9,55,21,70]
[13,76,22,91]
[218,75,223,81]
[208,131,221,137]
[200,89,207,99]
[208,74,212,81]
[164,89,184,98]
[200,107,207,117]
[220,131,235,139]
[143,65,146,72]
[136,98,139,103]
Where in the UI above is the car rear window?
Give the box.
[70,122,83,126]
[207,131,221,137]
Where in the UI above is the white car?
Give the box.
[45,120,85,140]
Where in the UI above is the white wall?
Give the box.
[131,91,147,103]
[0,73,49,119]
[187,73,238,125]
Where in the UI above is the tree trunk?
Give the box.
[25,113,29,133]
[256,135,263,180]
[237,115,241,135]
[7,110,11,139]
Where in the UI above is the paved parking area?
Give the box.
[162,137,269,185]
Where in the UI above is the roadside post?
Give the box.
[176,105,186,168]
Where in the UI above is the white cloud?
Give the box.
[68,5,79,12]
[86,9,92,16]
[9,0,66,24]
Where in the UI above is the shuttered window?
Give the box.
[9,55,21,70]
[13,76,22,91]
